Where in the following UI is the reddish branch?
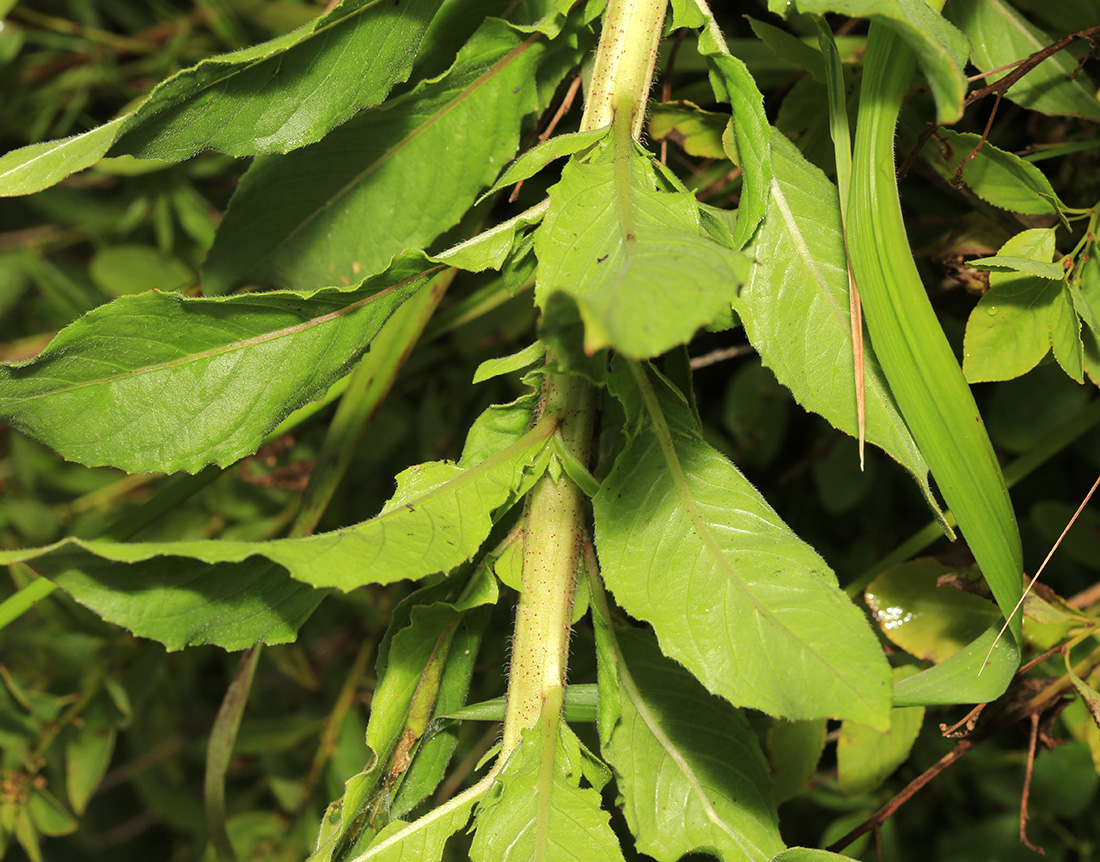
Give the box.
[898,23,1100,182]
[953,23,1100,184]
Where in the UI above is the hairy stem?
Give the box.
[581,0,666,136]
[501,372,595,755]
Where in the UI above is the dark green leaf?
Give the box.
[600,627,785,862]
[784,0,969,124]
[0,253,437,473]
[926,130,1064,217]
[203,20,551,293]
[947,0,1100,121]
[0,0,448,194]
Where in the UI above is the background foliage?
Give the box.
[1,0,1099,860]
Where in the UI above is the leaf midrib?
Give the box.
[3,272,437,402]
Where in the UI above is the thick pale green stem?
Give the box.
[501,373,595,755]
[581,0,667,136]
[500,0,665,758]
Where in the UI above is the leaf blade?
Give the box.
[595,363,891,726]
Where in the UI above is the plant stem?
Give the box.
[501,372,595,755]
[498,0,666,758]
[580,0,666,136]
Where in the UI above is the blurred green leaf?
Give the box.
[837,667,925,797]
[0,0,448,195]
[864,559,1001,662]
[89,244,194,297]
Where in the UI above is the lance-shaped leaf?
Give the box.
[203,20,553,293]
[0,253,441,473]
[0,397,554,598]
[534,137,749,358]
[947,0,1100,122]
[672,0,772,247]
[775,0,969,124]
[925,130,1065,217]
[315,573,496,860]
[470,729,625,862]
[0,0,447,195]
[598,625,784,862]
[848,20,1023,657]
[740,131,942,522]
[30,556,325,652]
[595,363,891,727]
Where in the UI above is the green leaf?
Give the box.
[767,719,827,804]
[964,277,1059,381]
[534,137,749,358]
[785,0,969,124]
[946,0,1100,122]
[837,668,925,796]
[746,17,827,83]
[964,229,1082,383]
[0,0,447,195]
[599,626,785,862]
[849,20,1023,652]
[1050,284,1084,382]
[891,627,1020,707]
[89,244,194,297]
[484,127,609,199]
[926,130,1064,217]
[0,252,437,473]
[740,131,941,520]
[26,788,77,837]
[32,555,325,651]
[65,697,118,815]
[864,560,1001,663]
[968,256,1066,280]
[770,850,859,862]
[701,48,772,247]
[434,201,549,274]
[470,729,625,862]
[375,587,495,815]
[0,118,123,198]
[595,363,891,727]
[648,102,730,160]
[203,20,551,293]
[314,574,495,858]
[473,342,547,385]
[0,397,554,594]
[350,798,478,862]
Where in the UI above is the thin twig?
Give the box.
[689,343,753,369]
[509,74,583,203]
[1020,714,1045,854]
